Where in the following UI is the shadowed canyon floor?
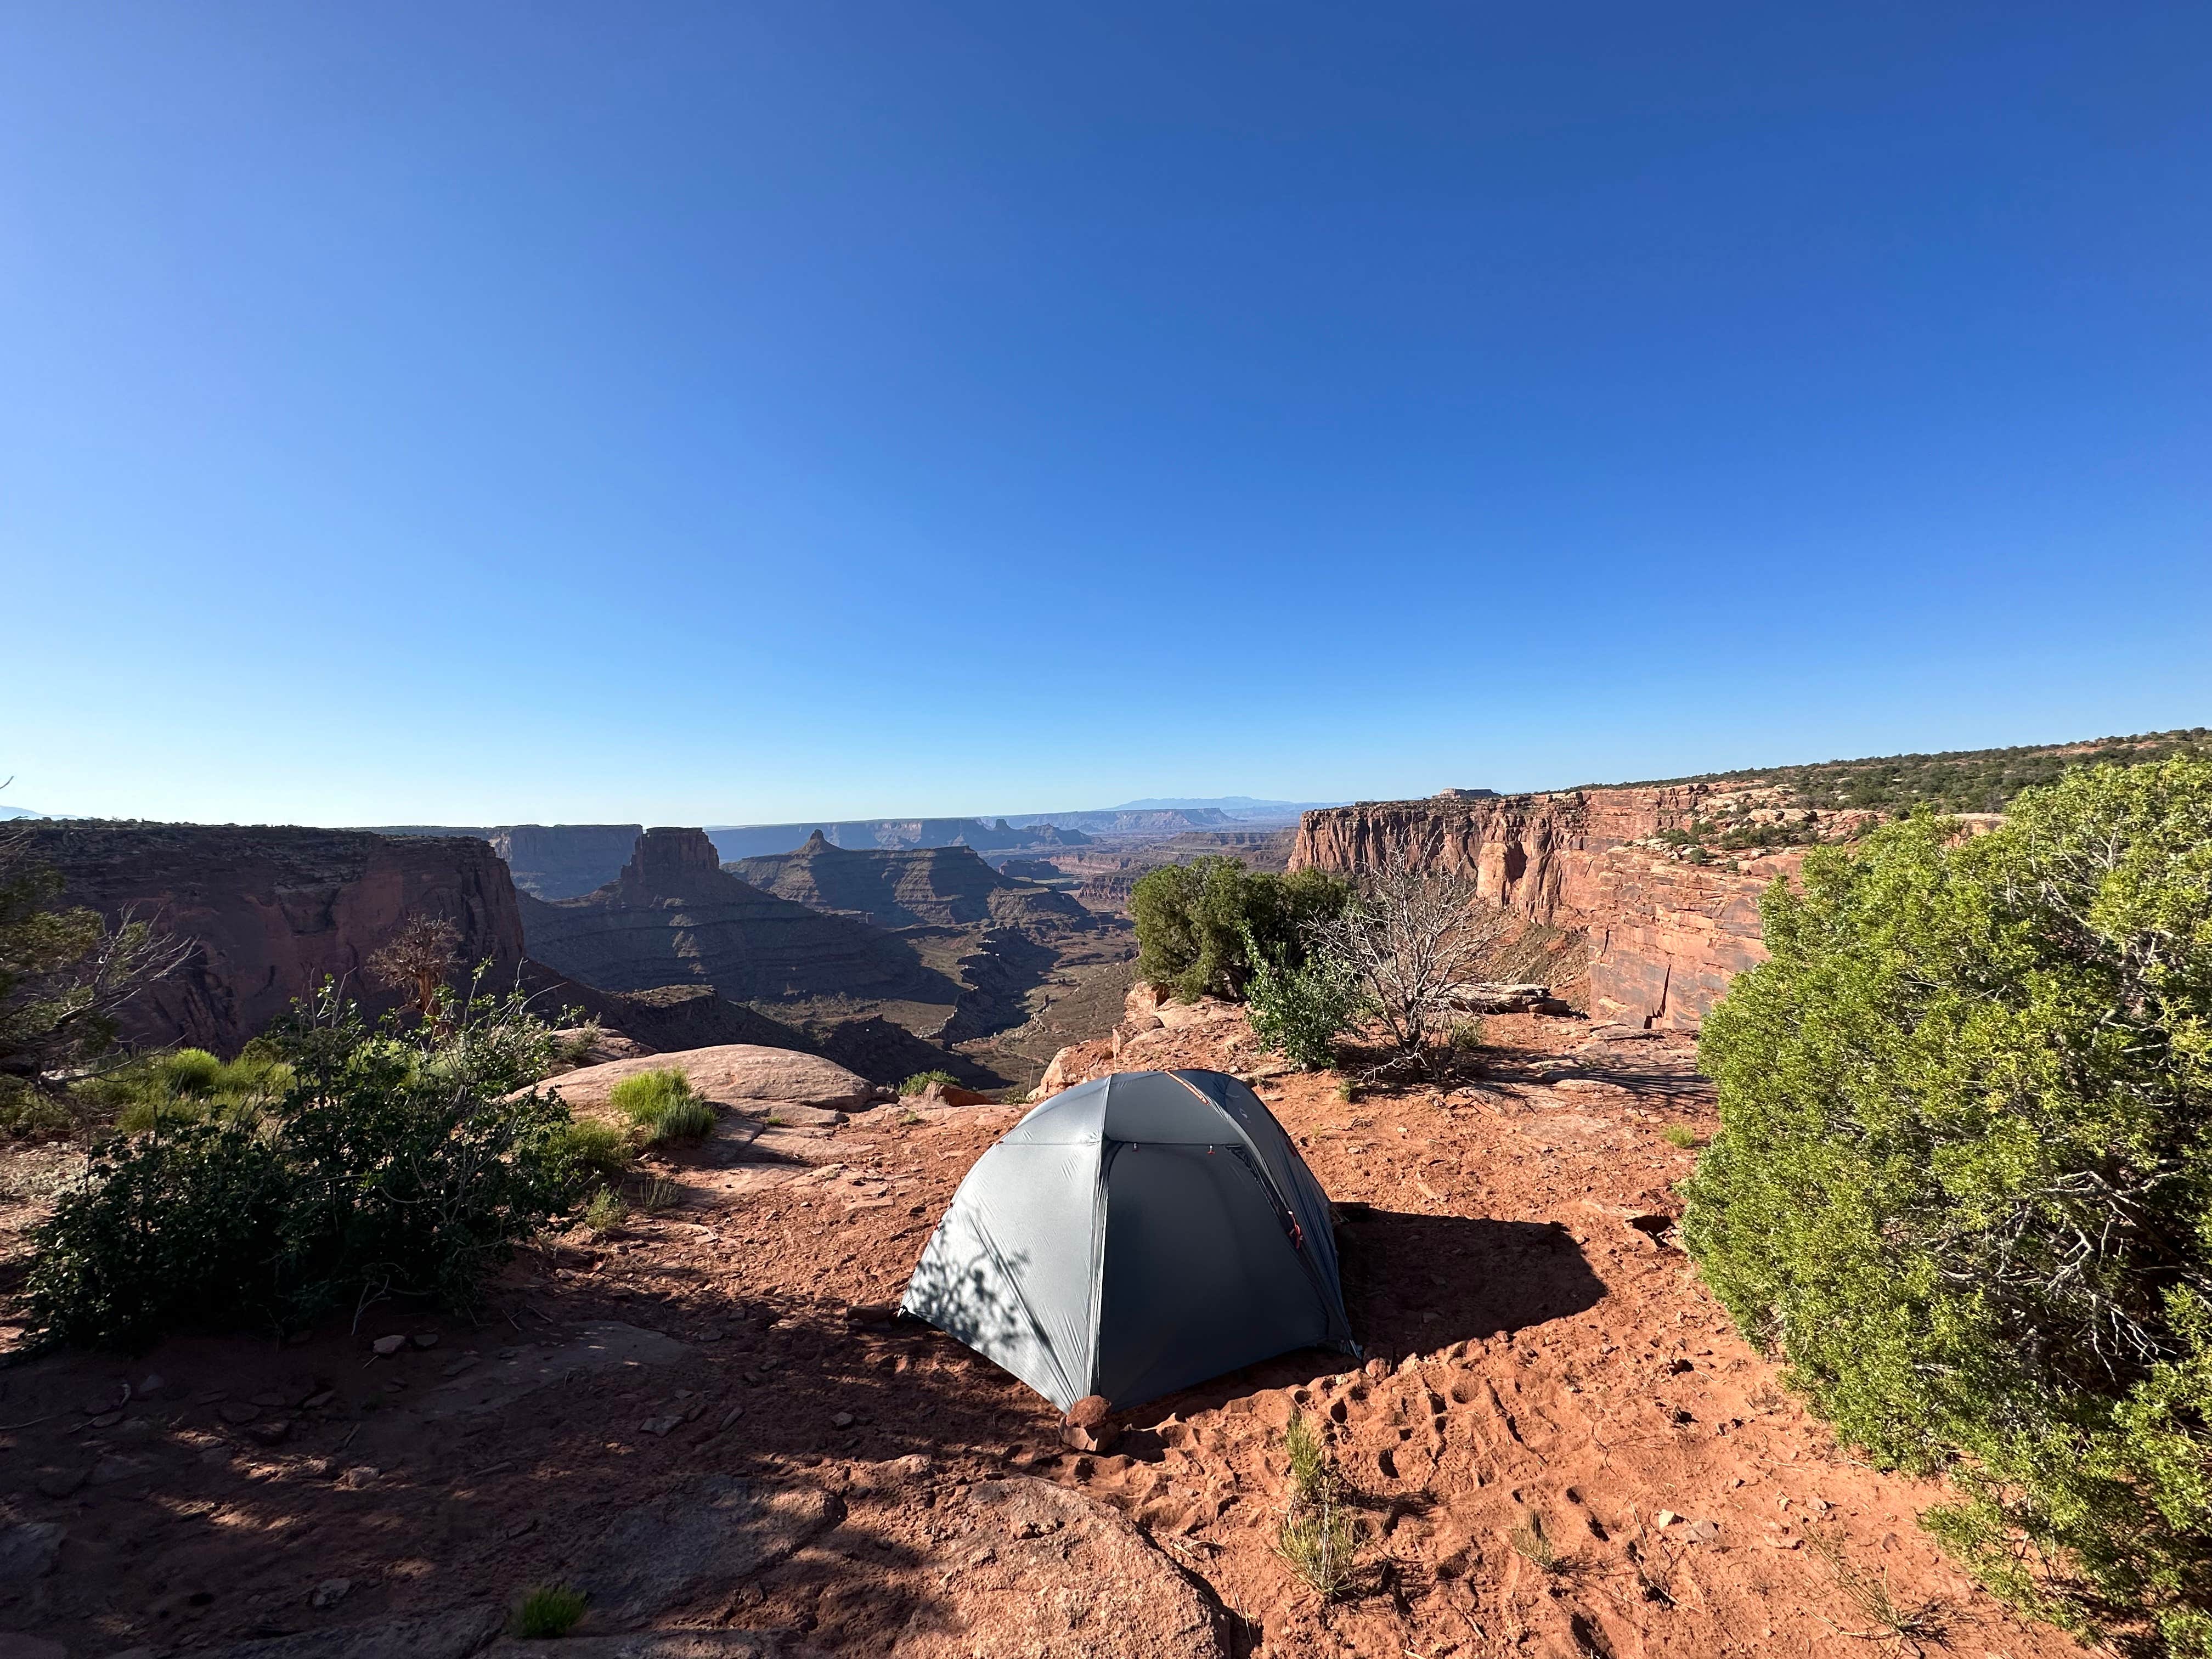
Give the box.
[0,1015,2079,1658]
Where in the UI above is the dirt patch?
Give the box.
[0,1012,2076,1658]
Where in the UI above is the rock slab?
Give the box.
[583,1475,839,1626]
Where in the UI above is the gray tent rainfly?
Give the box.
[900,1068,1358,1410]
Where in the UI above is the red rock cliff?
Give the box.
[17,821,529,1054]
[1290,788,1785,1030]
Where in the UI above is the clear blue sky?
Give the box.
[4,4,2208,826]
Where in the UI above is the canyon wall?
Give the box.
[519,828,953,1005]
[1291,787,1785,1030]
[729,833,1098,935]
[17,821,529,1054]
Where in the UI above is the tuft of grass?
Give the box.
[1334,1077,1358,1103]
[634,1175,680,1214]
[1805,1527,1950,1644]
[1660,1124,1705,1150]
[1274,1412,1358,1598]
[898,1109,924,1126]
[609,1070,714,1143]
[1283,1412,1329,1506]
[900,1069,959,1096]
[553,1118,632,1180]
[1448,1018,1486,1053]
[511,1583,588,1639]
[580,1188,628,1238]
[160,1048,225,1097]
[1276,1491,1358,1599]
[100,1047,295,1132]
[1511,1510,1566,1573]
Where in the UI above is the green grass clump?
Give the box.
[580,1188,627,1238]
[92,1046,297,1132]
[1660,1124,1704,1149]
[899,1070,959,1096]
[511,1583,588,1638]
[1448,1018,1486,1053]
[608,1070,715,1142]
[551,1118,632,1180]
[1275,1413,1358,1598]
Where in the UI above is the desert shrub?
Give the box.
[511,1584,588,1639]
[608,1069,714,1142]
[1311,870,1519,1074]
[1682,759,2212,1656]
[1448,1018,1486,1052]
[900,1069,959,1095]
[1131,858,1352,1001]
[552,1118,632,1181]
[25,986,588,1350]
[1244,933,1368,1071]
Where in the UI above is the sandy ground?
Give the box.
[0,1014,2079,1658]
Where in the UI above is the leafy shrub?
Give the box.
[511,1584,588,1639]
[26,986,587,1350]
[1131,858,1352,1002]
[1683,759,2212,1656]
[900,1070,959,1096]
[1244,936,1367,1071]
[608,1069,714,1142]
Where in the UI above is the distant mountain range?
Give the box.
[0,804,46,820]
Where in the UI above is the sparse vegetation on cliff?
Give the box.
[26,985,590,1348]
[0,833,191,1137]
[1684,759,2212,1655]
[1623,726,2212,817]
[1129,856,1351,1001]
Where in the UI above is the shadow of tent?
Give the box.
[1112,1209,1607,1429]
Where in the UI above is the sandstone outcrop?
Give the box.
[1585,848,1800,1030]
[729,834,1096,935]
[1291,789,1796,1030]
[15,821,529,1054]
[546,1044,879,1115]
[520,829,953,1006]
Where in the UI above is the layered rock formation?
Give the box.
[729,833,1097,935]
[1584,849,1799,1030]
[1291,788,1781,1030]
[487,823,644,899]
[704,817,1092,861]
[519,828,954,1006]
[16,821,529,1053]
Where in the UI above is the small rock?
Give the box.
[1684,1517,1720,1544]
[301,1390,336,1410]
[138,1373,166,1396]
[89,1410,122,1428]
[1654,1509,1678,1527]
[371,1335,407,1356]
[718,1406,745,1431]
[0,1521,65,1582]
[219,1400,260,1424]
[252,1391,289,1407]
[832,1412,855,1429]
[411,1332,440,1350]
[1059,1396,1120,1454]
[247,1419,293,1447]
[640,1413,684,1437]
[337,1465,380,1489]
[312,1576,353,1609]
[33,1466,86,1500]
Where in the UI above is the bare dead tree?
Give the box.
[368,914,462,1025]
[1,830,198,1099]
[1310,868,1519,1072]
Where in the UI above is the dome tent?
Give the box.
[900,1068,1358,1410]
